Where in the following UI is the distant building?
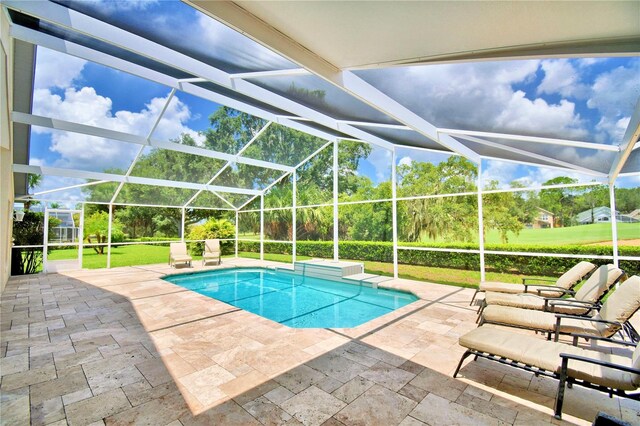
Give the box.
[531,207,555,229]
[48,211,79,243]
[575,206,640,225]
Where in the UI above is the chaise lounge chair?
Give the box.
[169,242,192,268]
[470,261,596,306]
[202,239,221,266]
[454,325,640,419]
[481,275,640,342]
[478,264,624,318]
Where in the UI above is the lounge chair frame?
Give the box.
[169,242,192,268]
[479,310,634,343]
[453,334,640,419]
[470,277,558,306]
[202,239,222,266]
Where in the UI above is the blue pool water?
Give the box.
[163,268,418,328]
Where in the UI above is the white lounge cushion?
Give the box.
[478,261,596,297]
[484,293,590,315]
[482,305,610,336]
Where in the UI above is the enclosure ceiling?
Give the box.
[5,0,640,208]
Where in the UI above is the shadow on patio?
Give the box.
[1,264,637,425]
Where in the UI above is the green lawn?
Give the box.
[48,245,555,288]
[465,223,638,245]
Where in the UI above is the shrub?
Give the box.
[237,240,639,276]
[187,218,235,256]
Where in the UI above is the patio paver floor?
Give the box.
[1,258,638,425]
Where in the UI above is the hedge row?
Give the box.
[237,240,640,276]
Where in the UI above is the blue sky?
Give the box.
[28,0,639,203]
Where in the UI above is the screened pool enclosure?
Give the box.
[5,0,639,280]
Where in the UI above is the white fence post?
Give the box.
[477,160,486,282]
[391,147,399,279]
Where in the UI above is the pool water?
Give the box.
[163,268,418,328]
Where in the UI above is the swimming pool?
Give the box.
[163,268,418,328]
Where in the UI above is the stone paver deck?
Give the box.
[1,258,638,425]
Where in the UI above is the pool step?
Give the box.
[294,259,364,280]
[343,273,393,288]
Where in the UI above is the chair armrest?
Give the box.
[555,314,620,326]
[548,299,597,307]
[559,353,640,375]
[569,333,637,347]
[535,286,575,296]
[546,300,599,315]
[553,314,622,342]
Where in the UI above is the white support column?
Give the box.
[477,161,486,282]
[107,204,113,269]
[43,208,49,273]
[292,170,297,264]
[78,204,84,269]
[391,147,399,279]
[609,183,619,268]
[235,210,239,258]
[260,194,264,261]
[181,208,186,242]
[333,139,339,261]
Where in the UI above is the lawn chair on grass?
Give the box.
[477,264,624,319]
[480,275,640,342]
[454,325,640,419]
[470,261,596,306]
[202,239,221,266]
[169,242,192,268]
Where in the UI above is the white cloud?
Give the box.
[482,158,605,189]
[32,87,205,171]
[587,61,640,144]
[34,47,86,90]
[495,93,587,140]
[93,0,159,12]
[537,59,588,99]
[364,148,392,182]
[364,60,589,142]
[195,13,289,71]
[398,156,413,168]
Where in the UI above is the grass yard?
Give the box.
[48,245,556,288]
[483,223,638,245]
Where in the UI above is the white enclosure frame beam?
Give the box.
[235,210,239,258]
[477,161,486,282]
[13,164,262,196]
[438,128,620,152]
[107,204,113,269]
[391,146,399,279]
[333,139,339,261]
[9,24,339,146]
[292,170,297,263]
[229,68,309,79]
[111,88,178,202]
[7,2,396,151]
[188,1,478,159]
[238,140,334,211]
[456,134,606,176]
[78,204,84,268]
[184,121,273,208]
[260,194,264,261]
[12,112,292,173]
[609,98,640,183]
[28,180,109,197]
[181,208,186,242]
[609,183,619,267]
